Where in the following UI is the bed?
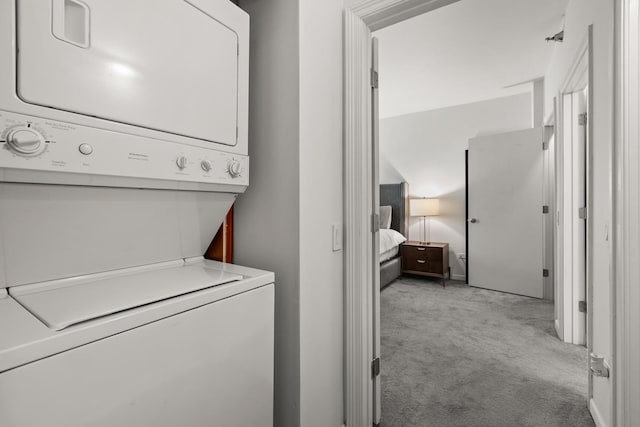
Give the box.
[379,182,409,289]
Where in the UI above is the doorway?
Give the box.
[343,2,617,427]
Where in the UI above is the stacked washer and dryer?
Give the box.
[0,1,274,426]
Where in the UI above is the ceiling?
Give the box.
[374,0,569,118]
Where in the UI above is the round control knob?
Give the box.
[176,155,188,170]
[227,160,242,178]
[201,159,212,172]
[6,127,45,156]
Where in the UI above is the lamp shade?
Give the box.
[410,198,440,217]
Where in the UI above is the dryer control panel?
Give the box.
[0,111,249,188]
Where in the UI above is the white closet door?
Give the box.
[468,128,544,298]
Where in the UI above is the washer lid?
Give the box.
[9,260,242,331]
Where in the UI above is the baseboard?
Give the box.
[451,273,466,281]
[589,398,608,427]
[554,319,562,340]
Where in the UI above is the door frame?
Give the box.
[343,2,462,426]
[343,9,374,427]
[344,1,640,426]
[614,0,640,424]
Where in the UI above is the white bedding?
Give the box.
[380,246,400,263]
[379,228,407,263]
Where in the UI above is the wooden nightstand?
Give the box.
[401,241,450,286]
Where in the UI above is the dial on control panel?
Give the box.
[6,126,46,156]
[227,159,242,178]
[201,159,212,172]
[176,155,188,170]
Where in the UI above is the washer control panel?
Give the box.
[0,111,249,186]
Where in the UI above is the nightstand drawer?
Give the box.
[401,246,442,262]
[403,257,444,274]
[402,256,427,272]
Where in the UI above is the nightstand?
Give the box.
[401,241,450,286]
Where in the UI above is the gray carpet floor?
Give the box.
[379,277,595,427]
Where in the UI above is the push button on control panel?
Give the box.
[78,143,93,155]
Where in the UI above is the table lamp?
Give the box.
[410,198,440,244]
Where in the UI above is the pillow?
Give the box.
[380,205,392,229]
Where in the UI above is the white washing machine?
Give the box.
[0,1,274,426]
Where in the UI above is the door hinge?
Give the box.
[543,205,550,214]
[579,300,587,313]
[543,125,554,150]
[543,269,549,277]
[578,207,588,220]
[590,353,610,378]
[371,357,380,378]
[370,69,379,89]
[578,112,588,126]
[371,213,380,233]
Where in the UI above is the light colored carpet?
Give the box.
[379,277,595,427]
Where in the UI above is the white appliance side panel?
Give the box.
[0,284,275,427]
[17,0,239,145]
[177,190,236,256]
[0,184,234,287]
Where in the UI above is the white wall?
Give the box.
[544,1,613,425]
[299,0,344,426]
[233,1,300,426]
[235,1,344,426]
[379,93,531,280]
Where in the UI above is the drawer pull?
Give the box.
[417,260,426,264]
[416,247,426,251]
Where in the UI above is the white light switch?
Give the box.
[332,224,342,252]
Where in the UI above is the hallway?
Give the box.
[379,277,594,427]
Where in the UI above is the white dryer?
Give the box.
[0,1,274,426]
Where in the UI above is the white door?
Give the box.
[555,89,588,345]
[571,91,587,345]
[468,128,544,298]
[371,37,382,425]
[552,28,590,347]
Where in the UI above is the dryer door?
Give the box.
[16,0,239,146]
